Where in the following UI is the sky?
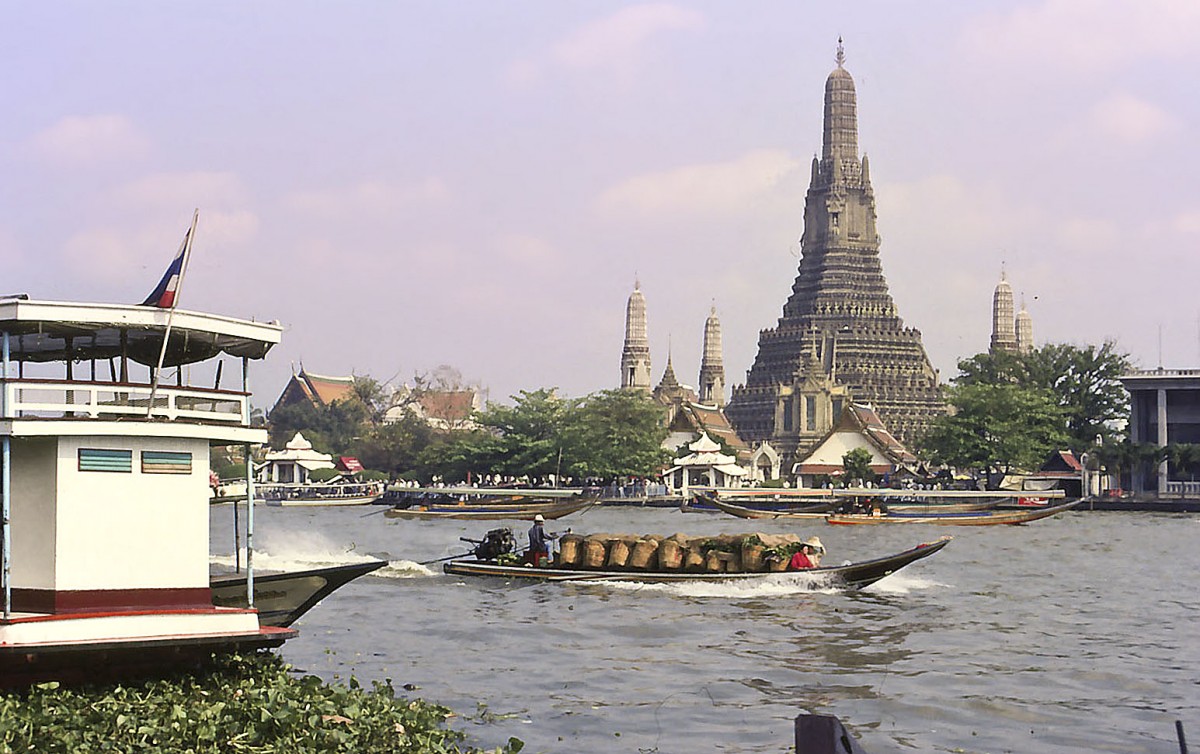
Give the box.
[4,1,1200,408]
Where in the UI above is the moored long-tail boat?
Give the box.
[825,499,1083,526]
[383,496,597,521]
[444,537,951,589]
[696,493,834,519]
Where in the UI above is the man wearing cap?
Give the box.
[526,514,561,567]
[788,536,825,570]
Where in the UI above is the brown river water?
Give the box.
[211,504,1199,753]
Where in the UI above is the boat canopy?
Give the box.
[0,299,282,367]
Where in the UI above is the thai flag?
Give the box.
[140,224,192,308]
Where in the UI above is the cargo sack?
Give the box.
[629,539,659,569]
[657,539,684,570]
[607,539,633,569]
[558,534,583,567]
[684,546,706,572]
[741,543,765,572]
[583,538,608,569]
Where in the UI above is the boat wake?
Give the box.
[210,530,427,578]
[595,569,946,598]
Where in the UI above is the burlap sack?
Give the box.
[741,544,765,572]
[607,539,632,568]
[629,539,659,569]
[583,538,608,569]
[658,539,684,570]
[558,534,583,567]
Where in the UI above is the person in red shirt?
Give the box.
[788,536,825,570]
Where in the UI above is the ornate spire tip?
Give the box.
[836,37,845,68]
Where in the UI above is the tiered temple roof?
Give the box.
[726,43,945,465]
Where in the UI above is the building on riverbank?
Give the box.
[725,42,945,468]
[1119,367,1200,497]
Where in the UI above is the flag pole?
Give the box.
[146,209,199,418]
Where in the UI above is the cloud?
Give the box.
[596,149,802,217]
[506,3,704,85]
[1087,92,1180,145]
[30,114,151,168]
[110,171,250,212]
[552,3,704,69]
[283,178,450,220]
[959,0,1200,74]
[1174,209,1200,235]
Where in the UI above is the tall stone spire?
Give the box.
[822,38,859,167]
[726,43,944,463]
[990,267,1017,354]
[698,304,725,407]
[620,280,652,392]
[1016,295,1034,355]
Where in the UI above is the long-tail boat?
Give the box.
[444,537,951,589]
[825,499,1083,526]
[383,495,597,521]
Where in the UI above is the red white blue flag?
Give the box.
[141,223,193,308]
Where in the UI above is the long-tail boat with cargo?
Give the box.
[442,527,950,589]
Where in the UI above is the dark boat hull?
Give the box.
[210,560,387,627]
[443,538,951,590]
[826,499,1083,525]
[383,497,597,520]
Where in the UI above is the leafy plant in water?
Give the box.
[0,652,524,754]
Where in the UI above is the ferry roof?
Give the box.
[0,298,282,367]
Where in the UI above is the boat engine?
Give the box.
[463,527,516,561]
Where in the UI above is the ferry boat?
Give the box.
[0,291,293,686]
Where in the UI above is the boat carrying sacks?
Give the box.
[552,532,807,573]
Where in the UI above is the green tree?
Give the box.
[948,340,1131,454]
[841,447,875,487]
[920,383,1068,481]
[478,388,570,479]
[351,412,435,478]
[266,397,369,455]
[559,389,670,479]
[1024,341,1130,450]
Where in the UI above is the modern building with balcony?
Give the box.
[1120,368,1200,497]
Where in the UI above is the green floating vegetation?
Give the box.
[0,652,523,754]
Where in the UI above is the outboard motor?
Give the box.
[461,527,516,561]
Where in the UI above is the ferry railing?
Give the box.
[0,378,248,424]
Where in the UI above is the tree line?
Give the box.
[265,380,670,485]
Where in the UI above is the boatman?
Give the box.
[526,514,562,567]
[788,536,825,570]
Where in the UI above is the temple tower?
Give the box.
[1016,297,1034,355]
[990,268,1017,354]
[725,42,944,464]
[620,280,652,392]
[698,305,725,407]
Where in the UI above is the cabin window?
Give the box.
[142,450,192,474]
[79,448,132,473]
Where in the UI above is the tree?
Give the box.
[841,447,875,487]
[947,340,1131,454]
[266,397,369,455]
[919,383,1068,481]
[559,389,670,480]
[1023,341,1130,450]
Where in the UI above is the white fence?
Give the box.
[0,379,247,424]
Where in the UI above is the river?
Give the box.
[210,504,1198,753]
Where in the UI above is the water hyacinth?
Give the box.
[0,652,523,754]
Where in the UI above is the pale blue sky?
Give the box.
[4,1,1199,406]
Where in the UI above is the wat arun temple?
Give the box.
[723,43,945,465]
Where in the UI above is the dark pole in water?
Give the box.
[1178,720,1188,754]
